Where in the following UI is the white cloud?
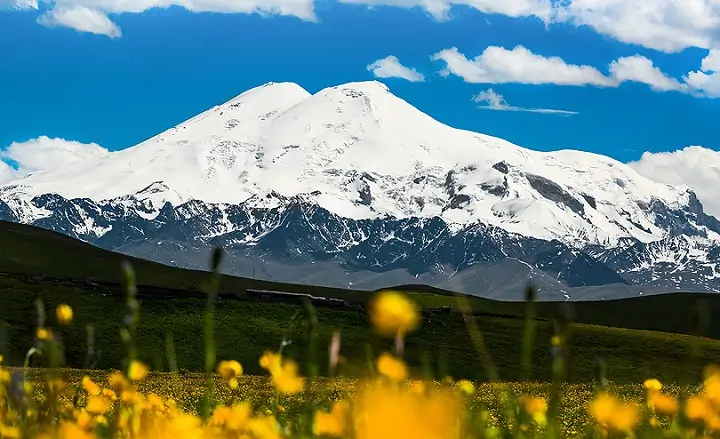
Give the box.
[431,46,616,87]
[38,5,122,38]
[10,0,317,37]
[432,45,720,98]
[684,49,720,98]
[339,0,552,22]
[367,56,425,82]
[685,71,720,98]
[627,146,720,218]
[338,0,720,54]
[0,162,19,185]
[4,0,720,55]
[0,0,37,9]
[472,88,578,115]
[0,136,111,183]
[702,49,720,72]
[556,0,720,53]
[608,55,687,92]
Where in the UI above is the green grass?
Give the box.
[2,220,720,385]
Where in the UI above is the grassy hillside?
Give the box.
[3,273,720,385]
[2,220,720,385]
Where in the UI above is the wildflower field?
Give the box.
[4,249,720,438]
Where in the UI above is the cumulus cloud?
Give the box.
[367,56,425,82]
[4,0,720,54]
[701,49,720,72]
[0,0,37,9]
[608,55,687,93]
[0,162,19,185]
[0,136,111,183]
[38,5,122,38]
[431,46,617,87]
[627,146,720,218]
[684,49,720,98]
[339,0,720,54]
[432,45,720,98]
[472,88,578,115]
[8,0,317,37]
[556,0,720,53]
[339,0,552,22]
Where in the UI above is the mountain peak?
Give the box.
[329,80,390,93]
[223,81,310,109]
[1,79,714,249]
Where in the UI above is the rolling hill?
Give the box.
[2,220,720,384]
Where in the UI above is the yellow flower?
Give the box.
[648,392,678,416]
[146,393,164,409]
[86,396,111,415]
[590,393,639,432]
[102,388,117,401]
[108,372,129,391]
[260,352,304,395]
[707,414,720,431]
[523,397,548,425]
[248,415,281,439]
[369,290,420,337]
[272,360,305,395]
[704,374,720,407]
[643,378,662,392]
[75,409,93,429]
[457,379,475,396]
[352,382,463,439]
[56,304,73,325]
[260,351,282,371]
[59,421,96,439]
[314,400,349,437]
[0,425,21,439]
[376,353,408,382]
[121,389,144,405]
[409,380,427,395]
[686,396,712,422]
[211,402,251,430]
[127,360,149,381]
[217,360,243,389]
[82,376,101,396]
[227,403,252,430]
[36,327,53,341]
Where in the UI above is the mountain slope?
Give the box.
[1,80,719,298]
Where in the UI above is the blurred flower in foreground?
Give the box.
[217,360,243,389]
[259,351,304,395]
[590,392,639,432]
[457,379,475,396]
[369,290,419,338]
[523,396,548,425]
[376,353,408,382]
[314,400,349,436]
[56,303,73,325]
[127,360,149,381]
[36,328,52,341]
[643,379,662,392]
[352,381,463,439]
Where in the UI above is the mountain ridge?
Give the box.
[1,80,718,299]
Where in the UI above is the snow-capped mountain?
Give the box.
[1,80,719,300]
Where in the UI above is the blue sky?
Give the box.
[1,0,719,197]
